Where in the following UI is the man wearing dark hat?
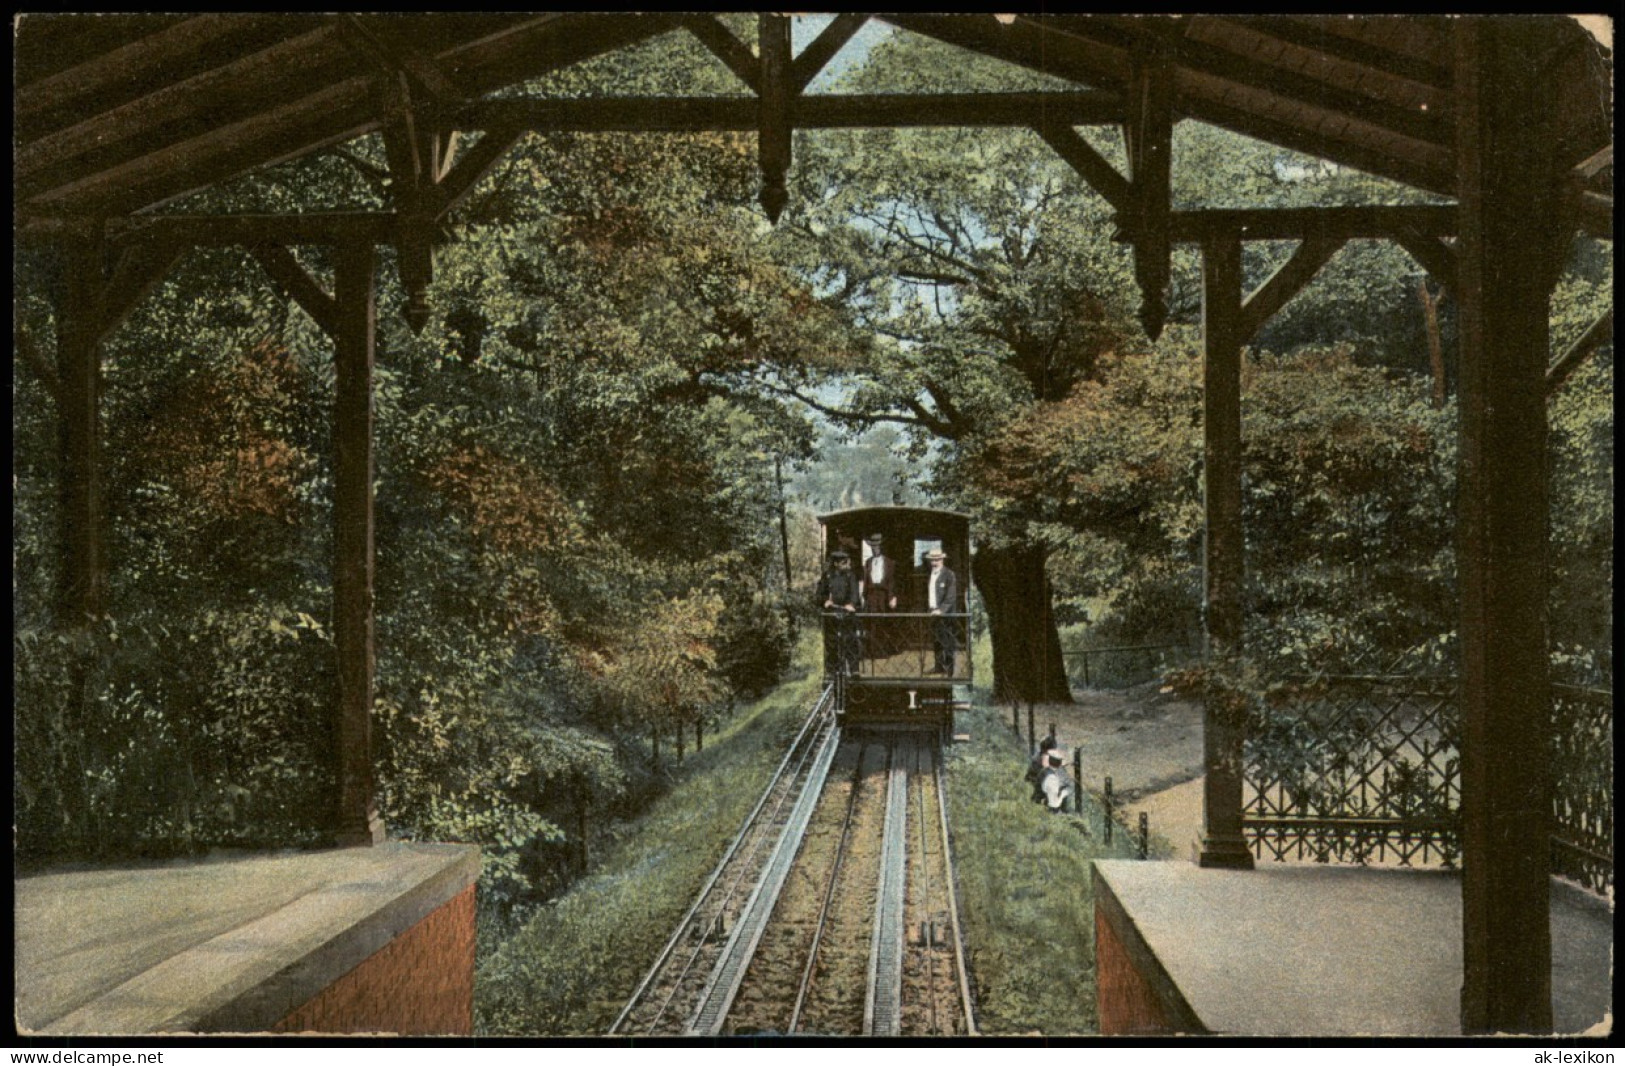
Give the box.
[860,533,898,666]
[924,548,958,675]
[816,549,862,674]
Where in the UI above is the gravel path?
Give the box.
[994,684,1207,860]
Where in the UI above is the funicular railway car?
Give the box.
[816,506,972,734]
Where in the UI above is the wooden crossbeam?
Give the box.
[890,14,1132,91]
[1225,16,1455,89]
[16,14,298,128]
[1572,143,1612,184]
[440,14,679,99]
[340,14,460,103]
[15,324,62,407]
[792,14,868,93]
[1086,15,1451,146]
[16,24,348,184]
[1575,190,1612,240]
[97,242,185,343]
[1547,308,1614,397]
[1177,93,1454,198]
[1035,123,1130,213]
[106,212,396,248]
[683,16,761,94]
[1392,227,1457,291]
[24,76,377,215]
[456,91,1124,133]
[432,126,525,217]
[1238,236,1346,341]
[249,244,341,337]
[1168,204,1455,242]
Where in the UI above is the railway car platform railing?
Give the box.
[822,611,972,683]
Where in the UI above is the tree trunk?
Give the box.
[1416,277,1447,409]
[973,541,1073,704]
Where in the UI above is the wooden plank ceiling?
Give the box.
[13,13,1613,222]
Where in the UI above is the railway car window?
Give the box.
[912,538,943,568]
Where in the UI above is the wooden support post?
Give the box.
[1197,233,1253,870]
[757,14,792,223]
[1126,45,1173,340]
[53,233,107,631]
[1454,18,1565,1035]
[331,239,385,847]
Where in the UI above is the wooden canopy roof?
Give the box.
[14,13,1613,225]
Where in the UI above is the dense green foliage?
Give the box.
[477,648,820,1034]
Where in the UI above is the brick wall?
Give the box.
[1095,904,1177,1035]
[273,883,475,1035]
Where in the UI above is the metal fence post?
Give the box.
[1073,748,1083,816]
[1026,702,1035,754]
[1139,812,1150,860]
[1103,775,1114,845]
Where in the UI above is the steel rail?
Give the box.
[639,709,833,1032]
[912,740,942,1035]
[687,720,842,1035]
[935,739,979,1035]
[864,741,909,1037]
[609,684,834,1035]
[786,736,869,1034]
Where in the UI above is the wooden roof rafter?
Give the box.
[13,13,1609,262]
[14,13,681,219]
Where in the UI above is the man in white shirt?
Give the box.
[861,533,897,665]
[925,548,958,675]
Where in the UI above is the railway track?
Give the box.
[616,700,976,1037]
[610,686,838,1036]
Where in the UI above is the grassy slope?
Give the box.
[476,641,823,1035]
[944,698,1139,1036]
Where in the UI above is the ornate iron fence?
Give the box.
[1242,675,1614,894]
[1550,684,1613,894]
[1243,674,1461,867]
